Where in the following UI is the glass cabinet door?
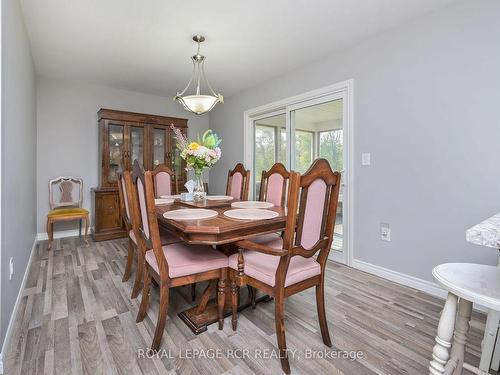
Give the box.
[152,127,166,167]
[107,123,125,184]
[129,125,144,167]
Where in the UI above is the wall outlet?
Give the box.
[380,223,391,241]
[361,153,371,166]
[9,257,14,280]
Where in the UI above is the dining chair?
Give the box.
[46,176,89,250]
[121,167,181,299]
[226,163,250,200]
[258,162,291,207]
[152,163,177,197]
[132,160,229,351]
[246,162,292,307]
[229,158,341,374]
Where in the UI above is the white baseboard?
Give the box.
[36,227,94,241]
[0,237,37,374]
[351,259,488,313]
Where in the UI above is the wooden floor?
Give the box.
[3,236,492,375]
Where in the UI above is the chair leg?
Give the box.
[191,283,196,302]
[247,285,256,309]
[122,239,134,282]
[275,294,290,374]
[131,251,144,299]
[47,218,54,250]
[151,284,169,351]
[83,214,89,246]
[218,269,227,330]
[136,267,152,322]
[316,282,332,347]
[79,219,82,237]
[231,280,239,331]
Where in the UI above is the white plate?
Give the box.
[206,195,234,201]
[160,195,181,199]
[155,198,174,205]
[224,208,279,221]
[163,209,218,221]
[231,201,274,209]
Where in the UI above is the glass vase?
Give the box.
[193,169,206,201]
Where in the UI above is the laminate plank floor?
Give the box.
[3,237,496,375]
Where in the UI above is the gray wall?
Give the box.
[36,78,210,234]
[1,0,37,348]
[209,0,500,282]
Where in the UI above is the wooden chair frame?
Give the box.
[151,163,178,197]
[118,171,143,298]
[226,163,250,200]
[230,159,341,374]
[132,160,227,351]
[46,176,89,250]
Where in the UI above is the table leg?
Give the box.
[491,325,500,371]
[429,293,458,375]
[178,280,272,335]
[449,298,472,375]
[479,309,500,371]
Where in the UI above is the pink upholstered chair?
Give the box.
[258,162,290,207]
[120,167,180,299]
[229,159,341,374]
[226,163,250,200]
[132,160,228,351]
[152,163,177,197]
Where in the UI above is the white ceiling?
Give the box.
[20,0,454,98]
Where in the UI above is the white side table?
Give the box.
[429,263,500,375]
[465,213,500,372]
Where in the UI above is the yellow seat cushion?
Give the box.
[48,208,88,218]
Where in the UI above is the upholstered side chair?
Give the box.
[229,159,341,374]
[226,163,250,200]
[152,163,177,197]
[132,160,228,351]
[122,164,181,299]
[46,176,89,250]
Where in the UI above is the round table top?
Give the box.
[432,263,500,311]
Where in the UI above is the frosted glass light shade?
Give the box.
[177,95,220,115]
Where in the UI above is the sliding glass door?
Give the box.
[252,93,348,263]
[253,113,286,196]
[290,99,344,257]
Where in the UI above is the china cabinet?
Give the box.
[92,108,188,241]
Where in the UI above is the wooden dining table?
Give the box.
[155,198,287,334]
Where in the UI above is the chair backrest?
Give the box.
[258,162,290,207]
[226,163,250,200]
[132,160,169,279]
[278,159,341,284]
[48,176,83,210]
[152,163,177,197]
[117,171,132,231]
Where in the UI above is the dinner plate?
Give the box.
[163,209,218,221]
[160,195,181,199]
[231,201,274,209]
[223,208,279,221]
[155,198,174,205]
[206,195,234,201]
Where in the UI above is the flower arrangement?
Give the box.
[170,125,222,173]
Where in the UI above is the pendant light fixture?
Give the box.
[174,35,223,115]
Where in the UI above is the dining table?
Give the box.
[155,197,287,334]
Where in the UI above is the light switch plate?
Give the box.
[362,153,371,166]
